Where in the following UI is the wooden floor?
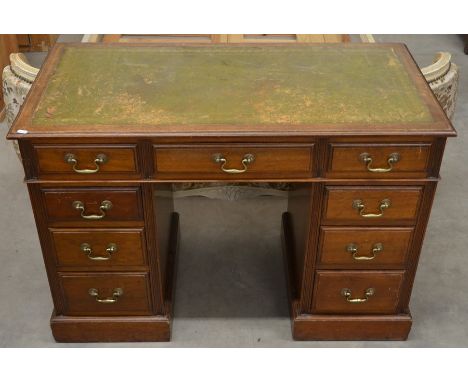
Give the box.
[101,34,350,43]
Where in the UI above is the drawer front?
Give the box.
[50,228,146,267]
[313,271,405,314]
[42,187,143,224]
[322,186,423,225]
[154,145,314,179]
[59,273,152,316]
[327,143,431,178]
[34,144,140,178]
[318,227,413,268]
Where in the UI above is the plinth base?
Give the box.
[51,313,171,342]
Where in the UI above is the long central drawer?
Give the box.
[153,144,315,179]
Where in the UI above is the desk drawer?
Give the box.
[153,145,314,179]
[34,144,140,179]
[59,272,152,316]
[326,143,431,178]
[313,271,405,314]
[42,187,143,225]
[322,186,423,225]
[50,228,146,267]
[318,227,413,269]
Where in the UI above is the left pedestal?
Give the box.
[24,156,178,342]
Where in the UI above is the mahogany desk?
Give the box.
[7,43,456,342]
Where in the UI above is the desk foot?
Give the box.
[51,313,171,342]
[291,307,412,341]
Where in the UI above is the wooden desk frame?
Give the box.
[7,43,456,342]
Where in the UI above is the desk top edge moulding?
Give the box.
[5,42,456,343]
[7,43,456,140]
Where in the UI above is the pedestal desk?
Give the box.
[7,43,456,342]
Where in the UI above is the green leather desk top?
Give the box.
[8,43,455,138]
[32,45,432,126]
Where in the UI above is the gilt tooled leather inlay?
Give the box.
[32,46,433,126]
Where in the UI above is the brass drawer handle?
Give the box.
[88,288,123,304]
[346,243,383,261]
[352,198,391,218]
[359,152,400,173]
[72,200,113,220]
[341,287,375,303]
[212,153,255,174]
[81,242,118,261]
[64,153,108,174]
